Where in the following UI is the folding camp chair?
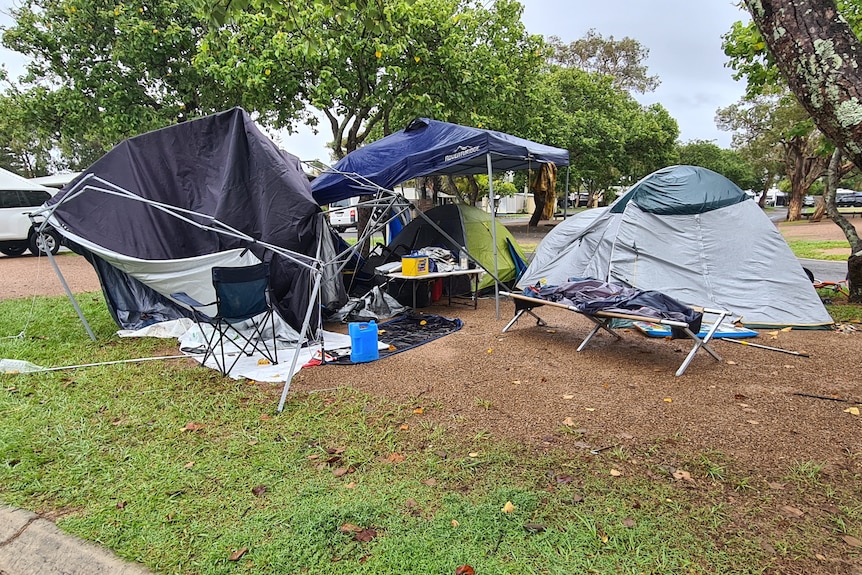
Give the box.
[171,263,278,376]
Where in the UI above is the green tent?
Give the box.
[387,203,527,291]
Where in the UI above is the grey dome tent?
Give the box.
[518,165,833,328]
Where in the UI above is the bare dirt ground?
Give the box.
[2,217,861,572]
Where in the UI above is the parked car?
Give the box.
[803,195,815,207]
[836,192,862,207]
[327,197,359,232]
[0,187,62,257]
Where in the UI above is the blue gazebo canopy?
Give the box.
[311,118,569,205]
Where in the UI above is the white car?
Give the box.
[0,169,62,257]
[327,197,359,232]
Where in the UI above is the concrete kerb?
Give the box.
[0,504,152,575]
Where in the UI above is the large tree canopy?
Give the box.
[196,0,545,158]
[547,29,660,94]
[1,0,250,168]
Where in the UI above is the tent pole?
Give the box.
[487,153,500,320]
[42,242,96,341]
[277,260,325,413]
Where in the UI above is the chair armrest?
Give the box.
[171,292,209,309]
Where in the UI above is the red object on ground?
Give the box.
[431,277,443,302]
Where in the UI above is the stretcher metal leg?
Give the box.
[675,321,724,376]
[577,317,622,351]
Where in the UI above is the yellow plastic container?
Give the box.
[401,255,429,276]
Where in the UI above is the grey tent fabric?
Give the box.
[518,165,833,329]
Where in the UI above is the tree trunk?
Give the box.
[823,148,862,301]
[744,0,862,173]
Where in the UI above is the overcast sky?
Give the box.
[1,0,751,163]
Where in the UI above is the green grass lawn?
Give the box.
[1,293,860,574]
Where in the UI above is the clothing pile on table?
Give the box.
[413,246,459,272]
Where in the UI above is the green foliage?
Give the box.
[677,140,760,190]
[546,67,678,195]
[197,0,546,157]
[1,0,252,169]
[0,92,54,176]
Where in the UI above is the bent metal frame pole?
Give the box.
[34,219,96,341]
[487,153,500,320]
[278,243,326,413]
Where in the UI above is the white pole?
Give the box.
[487,153,499,320]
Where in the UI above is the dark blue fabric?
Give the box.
[311,118,569,205]
[46,108,321,332]
[525,278,703,337]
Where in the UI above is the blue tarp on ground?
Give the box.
[311,118,569,205]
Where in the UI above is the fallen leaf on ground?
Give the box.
[584,407,595,412]
[501,501,515,513]
[116,501,127,509]
[251,484,267,497]
[413,407,423,414]
[451,519,459,527]
[355,528,377,542]
[511,380,521,385]
[184,461,194,468]
[843,407,860,416]
[455,566,475,575]
[345,482,356,489]
[842,534,862,547]
[815,553,827,561]
[386,453,405,463]
[663,397,672,403]
[672,469,693,482]
[726,360,737,365]
[609,469,622,477]
[468,452,479,458]
[747,420,760,425]
[780,505,804,519]
[228,547,248,561]
[332,467,349,477]
[182,421,204,431]
[524,523,546,532]
[260,414,272,421]
[421,478,438,486]
[340,523,362,533]
[563,394,574,400]
[622,517,636,528]
[563,417,575,426]
[399,424,409,430]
